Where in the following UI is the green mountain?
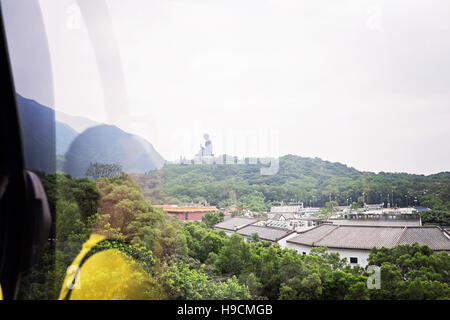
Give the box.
[16,93,165,176]
[64,124,165,177]
[16,93,56,172]
[133,154,449,223]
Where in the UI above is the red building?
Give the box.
[153,205,219,221]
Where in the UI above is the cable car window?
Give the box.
[1,0,449,301]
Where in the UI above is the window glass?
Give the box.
[1,0,56,300]
[2,0,450,301]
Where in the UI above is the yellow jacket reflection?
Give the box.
[59,234,161,300]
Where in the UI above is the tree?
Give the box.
[160,262,250,300]
[344,282,370,300]
[239,190,267,214]
[321,270,368,300]
[239,273,263,299]
[94,174,187,263]
[215,234,252,275]
[319,201,339,220]
[202,211,225,228]
[279,273,322,300]
[368,244,450,299]
[183,222,226,262]
[350,202,360,211]
[249,233,260,243]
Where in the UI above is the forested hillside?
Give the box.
[21,172,450,300]
[132,154,450,225]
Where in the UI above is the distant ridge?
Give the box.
[64,124,166,177]
[55,121,78,155]
[16,93,166,176]
[16,93,55,172]
[55,110,102,133]
[138,153,450,208]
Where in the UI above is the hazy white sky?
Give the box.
[36,0,450,174]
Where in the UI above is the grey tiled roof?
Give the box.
[271,213,283,220]
[237,225,295,242]
[265,220,292,229]
[315,226,403,250]
[280,213,297,220]
[398,227,450,250]
[287,224,338,246]
[213,217,258,231]
[287,224,450,251]
[330,219,421,227]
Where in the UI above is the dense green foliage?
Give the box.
[19,172,100,299]
[18,173,248,300]
[201,211,225,228]
[161,262,250,300]
[19,171,449,300]
[94,174,187,262]
[132,155,450,225]
[182,222,450,300]
[368,244,450,299]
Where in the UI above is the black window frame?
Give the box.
[0,3,28,299]
[0,3,53,300]
[350,257,358,264]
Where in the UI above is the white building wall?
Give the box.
[283,242,371,266]
[216,228,374,267]
[284,242,313,255]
